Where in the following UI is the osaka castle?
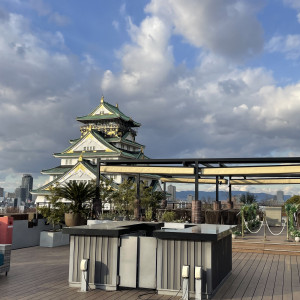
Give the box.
[32,96,161,205]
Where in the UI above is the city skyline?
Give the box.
[1,1,300,195]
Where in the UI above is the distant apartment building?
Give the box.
[15,187,26,204]
[276,190,284,203]
[21,174,33,201]
[167,185,176,202]
[0,187,4,202]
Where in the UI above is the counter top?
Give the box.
[62,221,164,237]
[63,221,236,241]
[153,224,236,241]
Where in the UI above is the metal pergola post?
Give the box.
[228,176,232,203]
[195,161,199,201]
[216,176,219,202]
[93,158,101,217]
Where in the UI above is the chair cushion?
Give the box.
[0,253,4,266]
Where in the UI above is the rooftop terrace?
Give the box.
[0,242,299,299]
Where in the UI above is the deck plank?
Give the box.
[241,253,268,300]
[232,253,262,299]
[261,254,279,300]
[291,256,300,300]
[250,254,273,300]
[214,252,258,300]
[272,255,285,300]
[212,252,249,299]
[282,255,292,300]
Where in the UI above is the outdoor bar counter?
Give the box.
[63,222,234,299]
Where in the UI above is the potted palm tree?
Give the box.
[55,181,95,227]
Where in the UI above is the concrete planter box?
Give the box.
[40,231,69,247]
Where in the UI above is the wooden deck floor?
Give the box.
[0,246,179,300]
[212,251,300,300]
[0,245,300,299]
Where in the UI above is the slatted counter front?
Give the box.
[63,222,234,299]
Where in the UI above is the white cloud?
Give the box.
[145,0,264,61]
[266,34,300,59]
[0,9,101,191]
[108,15,174,95]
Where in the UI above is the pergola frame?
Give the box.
[95,157,300,221]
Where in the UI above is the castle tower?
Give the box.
[32,96,161,204]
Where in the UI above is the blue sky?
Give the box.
[1,0,300,196]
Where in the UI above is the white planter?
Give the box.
[232,234,237,239]
[295,236,300,242]
[40,231,69,247]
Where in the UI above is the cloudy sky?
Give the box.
[1,0,300,195]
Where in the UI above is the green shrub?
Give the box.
[145,207,153,221]
[162,211,176,222]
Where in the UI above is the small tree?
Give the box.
[239,192,257,204]
[141,186,165,220]
[39,186,67,231]
[112,180,136,217]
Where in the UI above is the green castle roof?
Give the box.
[76,98,141,127]
[41,166,72,175]
[33,159,119,194]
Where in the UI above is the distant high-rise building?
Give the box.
[0,187,4,197]
[15,187,26,204]
[187,194,194,202]
[21,174,33,201]
[277,190,284,203]
[167,185,176,202]
[7,192,16,199]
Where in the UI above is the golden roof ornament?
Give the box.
[100,95,104,103]
[116,103,118,108]
[78,153,83,162]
